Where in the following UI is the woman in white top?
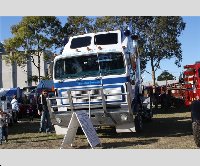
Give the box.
[11,95,19,123]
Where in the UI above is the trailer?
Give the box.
[47,28,152,134]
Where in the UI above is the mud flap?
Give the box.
[116,123,136,133]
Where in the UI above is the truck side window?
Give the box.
[70,36,92,49]
[94,33,118,45]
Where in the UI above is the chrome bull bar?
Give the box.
[47,87,132,125]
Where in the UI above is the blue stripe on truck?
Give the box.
[54,76,130,88]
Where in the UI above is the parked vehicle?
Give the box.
[179,61,200,147]
[47,28,152,134]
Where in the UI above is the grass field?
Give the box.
[0,106,197,149]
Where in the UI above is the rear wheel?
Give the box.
[192,121,200,148]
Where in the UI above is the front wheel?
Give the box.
[135,114,143,133]
[192,121,200,148]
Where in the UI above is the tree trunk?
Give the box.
[11,52,17,88]
[150,55,156,92]
[150,55,158,109]
[27,55,32,87]
[38,52,41,82]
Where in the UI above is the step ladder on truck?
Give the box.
[47,28,153,135]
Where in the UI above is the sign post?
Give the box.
[60,110,101,149]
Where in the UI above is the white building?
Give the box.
[0,51,53,89]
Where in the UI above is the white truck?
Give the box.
[47,29,152,134]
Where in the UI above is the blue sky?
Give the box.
[1,16,200,81]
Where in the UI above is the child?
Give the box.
[27,105,34,121]
[0,108,8,144]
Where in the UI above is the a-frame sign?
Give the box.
[60,110,101,149]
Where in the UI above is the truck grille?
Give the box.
[60,86,124,106]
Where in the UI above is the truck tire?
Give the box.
[135,114,143,133]
[192,121,200,148]
[191,100,200,147]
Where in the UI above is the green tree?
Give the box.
[3,16,63,82]
[94,16,185,92]
[64,16,94,36]
[137,17,185,92]
[94,16,123,32]
[157,70,175,81]
[94,16,147,72]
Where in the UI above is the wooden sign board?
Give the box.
[60,110,101,149]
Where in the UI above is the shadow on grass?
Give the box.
[153,105,190,115]
[75,138,158,149]
[102,138,159,149]
[97,116,192,139]
[9,121,40,135]
[15,137,62,144]
[9,135,48,141]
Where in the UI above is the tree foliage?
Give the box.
[157,70,175,81]
[93,16,185,88]
[3,16,185,87]
[94,16,123,32]
[64,16,94,36]
[4,16,62,81]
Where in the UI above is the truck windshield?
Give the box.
[98,53,125,76]
[54,52,125,79]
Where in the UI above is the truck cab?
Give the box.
[47,29,152,134]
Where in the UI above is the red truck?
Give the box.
[181,61,200,147]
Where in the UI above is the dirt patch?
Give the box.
[0,107,197,149]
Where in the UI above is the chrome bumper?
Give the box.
[47,87,134,127]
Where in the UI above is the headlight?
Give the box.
[104,87,122,101]
[120,113,128,121]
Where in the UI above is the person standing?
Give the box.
[0,108,8,144]
[11,95,19,123]
[37,90,52,133]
